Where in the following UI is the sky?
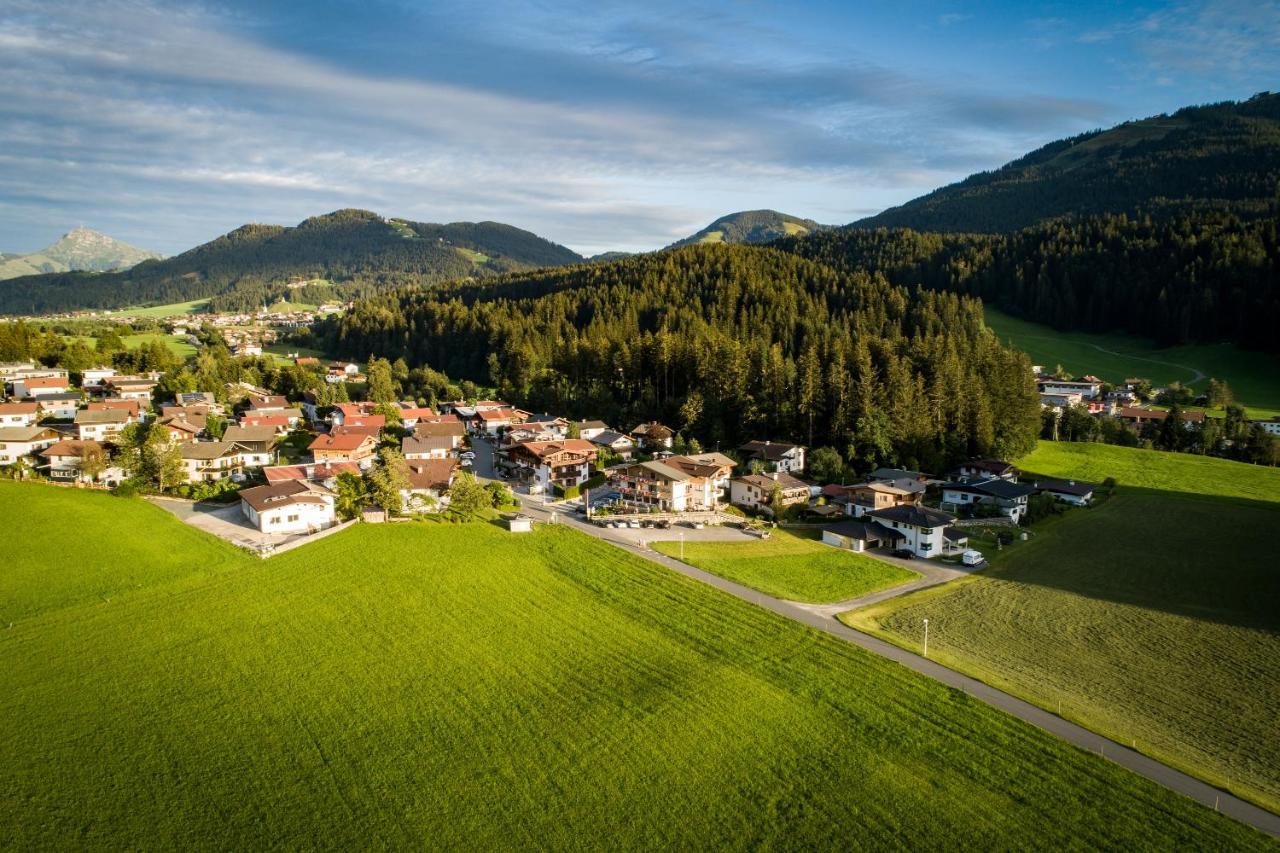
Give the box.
[1,0,1277,256]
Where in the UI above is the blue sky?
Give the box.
[1,0,1277,256]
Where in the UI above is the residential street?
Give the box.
[470,434,1280,838]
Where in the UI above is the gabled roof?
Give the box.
[0,426,60,442]
[576,420,608,430]
[22,376,69,388]
[309,432,375,452]
[240,479,333,512]
[413,420,466,437]
[402,435,455,454]
[734,472,809,491]
[75,408,130,425]
[590,429,632,446]
[825,519,904,542]
[41,439,104,458]
[870,504,955,529]
[628,459,691,481]
[739,439,803,461]
[89,399,140,415]
[663,454,735,478]
[223,425,278,446]
[406,458,458,491]
[852,478,925,496]
[512,438,597,460]
[179,440,243,460]
[1029,478,1096,497]
[631,421,674,439]
[678,451,737,470]
[959,458,1016,475]
[943,477,1034,500]
[0,402,39,415]
[264,461,363,483]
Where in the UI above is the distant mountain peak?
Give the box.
[668,209,825,249]
[0,228,161,280]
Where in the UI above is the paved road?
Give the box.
[789,556,979,618]
[473,435,1280,837]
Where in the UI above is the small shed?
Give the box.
[507,514,533,533]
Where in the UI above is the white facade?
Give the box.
[1040,380,1101,400]
[242,496,335,533]
[82,368,116,388]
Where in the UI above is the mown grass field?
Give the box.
[115,299,210,318]
[653,528,916,603]
[985,307,1280,411]
[846,443,1280,813]
[1019,441,1280,505]
[0,482,1266,849]
[62,332,197,360]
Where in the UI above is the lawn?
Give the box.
[62,332,196,360]
[653,528,917,603]
[0,481,1266,849]
[114,299,210,318]
[985,307,1280,412]
[845,444,1280,814]
[1018,441,1280,506]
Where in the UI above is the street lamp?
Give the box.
[679,531,684,560]
[922,618,929,658]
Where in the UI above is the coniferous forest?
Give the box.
[320,245,1042,472]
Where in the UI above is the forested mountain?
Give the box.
[319,244,1041,471]
[0,210,582,315]
[0,227,160,280]
[783,212,1280,353]
[855,92,1280,233]
[668,210,824,248]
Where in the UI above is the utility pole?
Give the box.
[922,618,929,658]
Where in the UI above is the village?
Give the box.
[2,348,1222,566]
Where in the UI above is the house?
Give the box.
[476,408,522,435]
[729,471,810,514]
[104,376,157,402]
[402,435,455,460]
[81,367,116,388]
[35,393,83,421]
[396,407,439,429]
[506,438,597,493]
[329,402,377,426]
[179,441,250,483]
[239,480,336,534]
[221,425,278,467]
[589,429,635,459]
[233,342,263,357]
[341,414,386,432]
[738,440,806,474]
[941,477,1035,522]
[1040,393,1080,410]
[246,394,290,413]
[1039,378,1101,400]
[869,467,932,485]
[403,458,458,506]
[176,391,220,411]
[1254,418,1280,437]
[865,504,959,557]
[575,420,609,440]
[412,419,466,447]
[309,431,378,465]
[1116,407,1204,430]
[155,416,202,444]
[39,439,123,485]
[665,452,736,502]
[158,404,207,431]
[238,413,298,435]
[609,460,708,513]
[15,376,70,398]
[263,460,362,488]
[0,402,39,427]
[90,398,143,420]
[1028,478,1095,506]
[822,518,904,553]
[953,458,1017,481]
[841,477,925,517]
[630,421,674,450]
[75,408,133,442]
[0,426,62,465]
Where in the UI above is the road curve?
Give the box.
[474,437,1279,837]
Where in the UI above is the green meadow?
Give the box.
[0,482,1266,849]
[61,332,196,360]
[846,442,1280,813]
[985,307,1280,412]
[652,528,916,603]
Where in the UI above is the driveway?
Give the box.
[148,496,316,553]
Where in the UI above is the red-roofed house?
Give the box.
[505,438,597,493]
[0,402,39,428]
[309,431,378,465]
[15,376,69,398]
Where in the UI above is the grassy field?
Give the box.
[62,332,197,360]
[652,528,916,603]
[0,482,1266,849]
[985,307,1280,412]
[114,299,210,318]
[1018,441,1280,506]
[846,443,1280,813]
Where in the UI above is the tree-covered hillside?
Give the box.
[0,210,582,315]
[320,245,1041,471]
[784,212,1280,353]
[855,92,1280,233]
[668,209,824,248]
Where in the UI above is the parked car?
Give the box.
[892,548,916,560]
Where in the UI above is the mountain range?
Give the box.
[0,227,160,280]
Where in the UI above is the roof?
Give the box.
[22,376,68,388]
[943,526,969,542]
[631,421,674,439]
[41,439,104,458]
[240,479,333,512]
[576,420,608,430]
[36,392,82,402]
[0,402,39,415]
[263,461,361,483]
[852,478,925,496]
[89,399,140,415]
[179,441,242,460]
[477,408,518,422]
[309,432,375,452]
[335,403,378,418]
[247,395,289,410]
[239,414,294,428]
[406,458,459,491]
[1029,478,1096,497]
[663,453,735,478]
[402,435,455,454]
[678,451,736,469]
[825,519,904,542]
[739,439,803,461]
[222,425,278,445]
[158,417,201,435]
[413,420,465,437]
[590,429,632,446]
[960,458,1016,475]
[629,460,691,481]
[0,426,59,442]
[943,477,1034,499]
[75,408,130,424]
[870,467,927,482]
[870,504,955,528]
[512,438,597,460]
[734,472,809,492]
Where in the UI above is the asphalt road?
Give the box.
[472,436,1280,837]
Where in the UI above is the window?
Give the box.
[287,514,299,523]
[270,516,280,524]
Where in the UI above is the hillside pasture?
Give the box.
[0,481,1264,849]
[846,443,1280,813]
[985,307,1280,412]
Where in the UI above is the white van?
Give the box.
[961,550,985,567]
